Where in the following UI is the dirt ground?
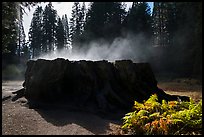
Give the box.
[157,78,202,103]
[2,79,202,135]
[2,80,123,135]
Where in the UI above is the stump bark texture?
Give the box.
[22,58,189,115]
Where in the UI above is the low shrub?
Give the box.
[121,94,202,135]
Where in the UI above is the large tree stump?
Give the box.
[22,58,189,116]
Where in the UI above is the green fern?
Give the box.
[121,94,202,135]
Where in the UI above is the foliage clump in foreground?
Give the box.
[121,94,202,135]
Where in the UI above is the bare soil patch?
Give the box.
[2,79,202,135]
[2,80,122,135]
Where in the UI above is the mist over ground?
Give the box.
[36,33,152,63]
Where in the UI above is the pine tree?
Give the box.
[152,2,170,47]
[21,40,30,61]
[17,7,26,58]
[42,2,57,53]
[75,2,87,46]
[29,6,43,58]
[79,2,86,33]
[151,2,202,79]
[104,2,126,40]
[17,20,26,58]
[2,2,38,54]
[173,2,202,78]
[56,16,65,50]
[62,14,70,49]
[123,2,152,37]
[165,3,178,47]
[2,2,40,67]
[84,2,108,40]
[2,2,18,61]
[84,2,126,42]
[69,2,82,49]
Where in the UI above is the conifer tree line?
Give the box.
[2,2,202,79]
[27,2,153,57]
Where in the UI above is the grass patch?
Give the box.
[2,64,25,80]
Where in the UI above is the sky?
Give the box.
[23,2,154,41]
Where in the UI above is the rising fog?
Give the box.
[36,33,152,63]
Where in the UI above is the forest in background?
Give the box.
[2,2,202,81]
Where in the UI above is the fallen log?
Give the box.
[2,95,11,102]
[11,88,25,101]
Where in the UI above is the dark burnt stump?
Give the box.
[22,58,189,117]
